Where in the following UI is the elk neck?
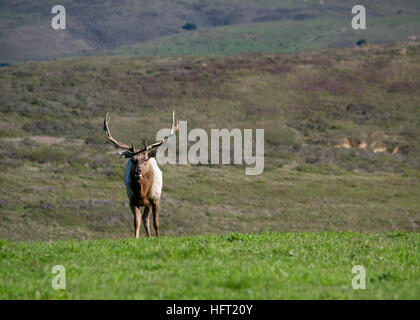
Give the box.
[129,162,155,204]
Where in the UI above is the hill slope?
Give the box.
[1,0,420,62]
[0,42,419,240]
[104,15,420,57]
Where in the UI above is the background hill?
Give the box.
[1,0,420,62]
[0,42,419,240]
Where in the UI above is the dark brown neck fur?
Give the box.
[129,165,155,207]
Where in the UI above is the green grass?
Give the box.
[104,16,420,57]
[0,232,418,299]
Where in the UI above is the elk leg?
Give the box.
[130,203,142,239]
[142,206,151,238]
[152,202,160,238]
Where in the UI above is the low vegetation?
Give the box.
[0,42,419,240]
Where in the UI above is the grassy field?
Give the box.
[1,232,418,299]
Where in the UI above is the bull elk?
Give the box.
[103,111,179,238]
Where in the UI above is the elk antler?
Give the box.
[135,111,179,154]
[103,112,137,156]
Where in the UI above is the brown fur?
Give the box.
[104,111,178,239]
[128,152,160,238]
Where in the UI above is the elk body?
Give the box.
[103,111,179,238]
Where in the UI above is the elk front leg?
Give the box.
[142,206,151,238]
[130,203,142,239]
[152,202,160,238]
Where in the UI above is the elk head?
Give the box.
[103,111,179,179]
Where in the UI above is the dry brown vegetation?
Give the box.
[0,42,419,240]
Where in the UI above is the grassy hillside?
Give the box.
[0,42,419,241]
[104,16,420,57]
[1,232,418,299]
[1,0,419,62]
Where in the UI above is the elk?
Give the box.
[103,111,179,238]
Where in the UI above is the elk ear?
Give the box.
[119,150,133,158]
[148,148,158,159]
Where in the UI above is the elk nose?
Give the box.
[134,169,141,177]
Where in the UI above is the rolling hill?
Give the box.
[1,0,420,62]
[0,42,419,240]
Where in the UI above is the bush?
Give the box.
[182,23,197,31]
[356,39,367,46]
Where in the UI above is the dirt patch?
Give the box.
[29,136,66,145]
[387,81,419,94]
[2,136,84,146]
[335,137,412,155]
[335,138,367,150]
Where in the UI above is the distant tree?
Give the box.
[356,39,367,46]
[182,23,197,31]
